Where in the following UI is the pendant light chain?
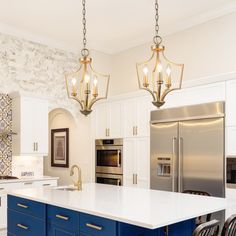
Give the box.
[153,0,162,46]
[81,0,89,57]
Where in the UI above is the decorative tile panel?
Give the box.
[0,94,12,175]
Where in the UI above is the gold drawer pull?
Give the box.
[86,223,103,231]
[17,203,29,209]
[17,223,29,230]
[56,214,69,221]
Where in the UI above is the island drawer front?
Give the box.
[8,195,46,219]
[80,213,117,236]
[8,209,46,236]
[47,205,79,231]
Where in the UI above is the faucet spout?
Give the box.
[70,165,82,190]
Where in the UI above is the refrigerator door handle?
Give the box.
[172,138,177,192]
[178,137,183,192]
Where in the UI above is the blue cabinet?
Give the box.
[7,195,195,236]
[80,212,117,236]
[47,223,78,236]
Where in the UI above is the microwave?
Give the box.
[95,139,123,175]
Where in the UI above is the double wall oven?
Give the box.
[95,139,123,186]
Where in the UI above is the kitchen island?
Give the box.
[7,183,228,236]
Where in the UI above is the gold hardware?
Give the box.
[24,182,33,185]
[133,126,135,136]
[108,128,110,137]
[17,224,28,230]
[43,184,51,186]
[65,0,110,116]
[70,165,82,190]
[135,126,138,135]
[105,128,108,137]
[17,203,29,209]
[36,142,38,151]
[136,0,184,109]
[33,142,35,151]
[133,174,138,185]
[86,223,103,231]
[56,214,69,221]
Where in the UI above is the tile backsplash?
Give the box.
[12,156,43,177]
[0,94,12,175]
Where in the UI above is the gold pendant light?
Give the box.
[136,0,184,108]
[65,0,110,116]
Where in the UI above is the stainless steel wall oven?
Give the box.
[95,139,123,186]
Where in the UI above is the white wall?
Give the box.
[110,12,236,96]
[44,108,91,185]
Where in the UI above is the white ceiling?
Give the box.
[0,0,236,54]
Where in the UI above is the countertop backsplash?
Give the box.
[0,94,12,175]
[11,156,44,177]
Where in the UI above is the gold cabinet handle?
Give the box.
[86,223,103,231]
[136,126,138,135]
[56,214,69,221]
[133,126,135,136]
[17,223,29,230]
[133,174,138,185]
[108,128,110,137]
[33,142,35,151]
[17,203,29,209]
[36,142,38,151]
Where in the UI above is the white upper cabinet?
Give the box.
[11,93,49,156]
[124,96,151,138]
[226,79,236,127]
[95,101,123,139]
[163,82,226,109]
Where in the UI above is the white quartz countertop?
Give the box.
[0,176,59,184]
[8,183,230,229]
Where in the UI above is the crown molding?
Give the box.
[0,22,78,53]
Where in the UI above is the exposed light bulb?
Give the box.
[143,65,148,75]
[93,76,98,85]
[166,64,172,76]
[71,78,77,86]
[157,63,163,73]
[85,74,90,83]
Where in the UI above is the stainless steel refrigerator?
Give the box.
[150,102,225,198]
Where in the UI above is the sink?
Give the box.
[55,187,78,192]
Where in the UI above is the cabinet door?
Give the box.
[136,137,150,189]
[34,99,48,155]
[226,127,236,156]
[95,103,108,139]
[20,97,49,155]
[108,101,123,138]
[226,80,236,126]
[21,97,36,154]
[136,96,151,137]
[123,138,137,187]
[47,224,77,236]
[124,99,137,138]
[0,195,7,229]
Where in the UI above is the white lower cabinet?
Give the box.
[123,137,150,189]
[0,195,7,230]
[0,179,58,231]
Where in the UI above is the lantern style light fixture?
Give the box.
[136,0,184,108]
[65,0,110,116]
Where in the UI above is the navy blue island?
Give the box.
[7,183,227,236]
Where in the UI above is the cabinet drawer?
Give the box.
[8,209,46,236]
[80,213,116,236]
[8,195,46,219]
[47,205,79,231]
